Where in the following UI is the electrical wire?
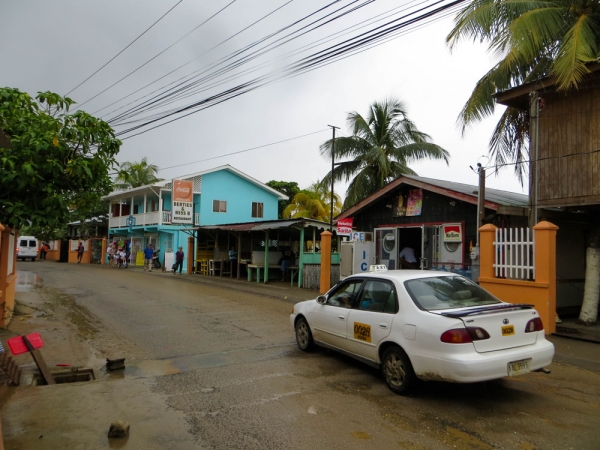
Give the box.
[156,128,329,173]
[112,0,465,136]
[65,0,184,96]
[73,0,238,111]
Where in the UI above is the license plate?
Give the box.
[353,322,371,343]
[501,325,515,336]
[508,359,531,376]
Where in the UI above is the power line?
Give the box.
[112,0,465,137]
[104,0,368,124]
[73,0,238,111]
[155,128,329,173]
[90,0,299,117]
[65,0,184,96]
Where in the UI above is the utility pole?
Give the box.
[529,91,540,228]
[476,162,486,245]
[471,162,486,284]
[327,125,339,230]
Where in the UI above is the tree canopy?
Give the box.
[114,157,162,190]
[266,180,300,219]
[320,98,449,209]
[447,0,600,181]
[283,181,342,223]
[0,88,121,230]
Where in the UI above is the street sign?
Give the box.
[8,332,44,355]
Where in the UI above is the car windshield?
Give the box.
[404,276,501,311]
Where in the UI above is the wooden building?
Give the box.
[495,64,600,316]
[336,175,529,276]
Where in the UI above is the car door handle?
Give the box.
[379,324,388,329]
[338,316,346,320]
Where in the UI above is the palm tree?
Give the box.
[114,157,162,190]
[447,0,600,182]
[320,98,450,209]
[283,181,342,223]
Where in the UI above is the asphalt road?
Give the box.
[2,261,600,450]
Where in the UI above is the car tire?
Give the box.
[381,346,415,395]
[295,317,314,351]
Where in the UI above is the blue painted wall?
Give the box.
[200,170,279,225]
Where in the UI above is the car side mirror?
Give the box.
[316,295,327,304]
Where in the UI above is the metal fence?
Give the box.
[493,227,535,280]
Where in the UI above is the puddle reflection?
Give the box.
[16,271,39,292]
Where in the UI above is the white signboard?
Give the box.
[172,179,194,224]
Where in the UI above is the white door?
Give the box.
[346,279,396,361]
[311,279,364,350]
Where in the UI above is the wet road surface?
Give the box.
[2,261,599,449]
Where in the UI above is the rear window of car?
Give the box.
[404,276,501,311]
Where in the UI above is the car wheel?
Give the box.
[295,317,314,351]
[381,346,415,395]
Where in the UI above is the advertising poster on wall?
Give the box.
[406,188,423,216]
[172,179,193,224]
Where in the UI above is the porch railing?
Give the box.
[108,211,160,228]
[493,227,535,280]
[110,211,201,228]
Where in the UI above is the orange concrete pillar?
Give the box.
[319,231,332,294]
[479,224,497,280]
[533,221,559,333]
[187,236,194,275]
[101,238,107,265]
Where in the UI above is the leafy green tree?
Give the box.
[320,98,449,209]
[447,0,600,181]
[283,181,342,222]
[114,157,162,190]
[266,180,300,219]
[0,88,121,230]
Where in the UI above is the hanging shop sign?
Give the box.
[337,218,353,235]
[172,179,193,224]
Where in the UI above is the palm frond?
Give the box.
[552,14,600,90]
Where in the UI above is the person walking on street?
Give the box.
[174,246,185,274]
[77,242,85,264]
[107,243,115,267]
[41,242,49,260]
[228,246,237,277]
[144,244,154,272]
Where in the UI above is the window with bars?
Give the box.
[213,200,227,213]
[252,202,264,218]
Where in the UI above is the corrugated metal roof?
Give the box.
[337,174,528,220]
[196,218,333,232]
[403,175,528,207]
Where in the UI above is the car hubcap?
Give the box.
[297,323,308,347]
[384,354,406,387]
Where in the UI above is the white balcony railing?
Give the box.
[109,211,200,228]
[109,211,160,228]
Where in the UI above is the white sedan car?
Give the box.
[290,268,554,394]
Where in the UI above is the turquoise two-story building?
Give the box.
[104,165,286,271]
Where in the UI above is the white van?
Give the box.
[17,236,39,261]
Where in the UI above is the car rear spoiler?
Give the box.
[440,303,534,318]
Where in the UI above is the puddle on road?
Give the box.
[104,359,180,379]
[16,271,40,292]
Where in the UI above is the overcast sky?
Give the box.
[1,0,526,199]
